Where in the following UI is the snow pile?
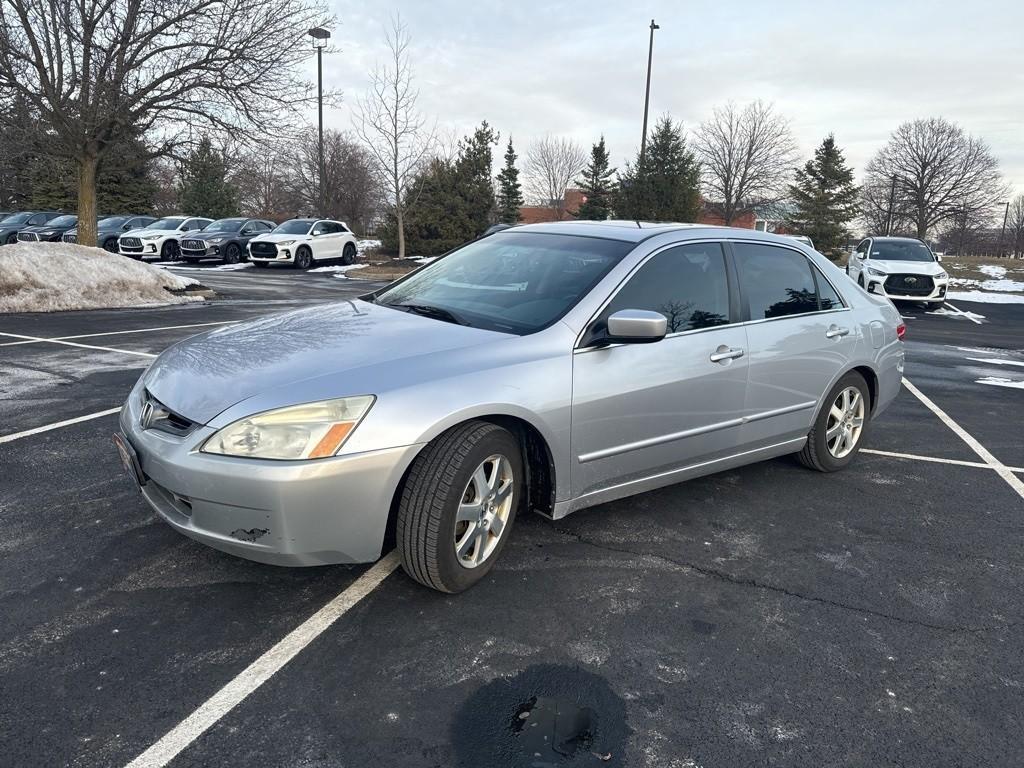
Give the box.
[946,290,1024,304]
[0,242,206,313]
[309,264,368,276]
[357,239,381,255]
[979,265,1007,279]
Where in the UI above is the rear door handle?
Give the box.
[826,325,850,339]
[710,346,745,363]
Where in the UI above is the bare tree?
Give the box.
[524,135,587,216]
[0,0,328,245]
[1006,194,1024,258]
[864,118,1005,240]
[693,101,797,225]
[353,14,434,258]
[234,149,303,222]
[859,175,916,237]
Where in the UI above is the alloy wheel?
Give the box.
[454,454,514,568]
[826,386,865,459]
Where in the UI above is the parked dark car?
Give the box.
[0,211,61,244]
[179,217,276,264]
[17,214,79,243]
[63,215,158,252]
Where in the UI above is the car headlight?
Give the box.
[141,234,162,241]
[207,235,225,243]
[936,271,948,280]
[275,239,295,246]
[38,230,55,236]
[201,396,375,460]
[867,267,887,277]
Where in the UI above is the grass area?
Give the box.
[943,255,1024,288]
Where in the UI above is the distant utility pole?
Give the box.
[308,27,331,214]
[884,173,897,235]
[996,200,1010,257]
[639,19,659,169]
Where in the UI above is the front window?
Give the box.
[98,216,128,228]
[47,215,77,227]
[272,220,315,235]
[203,218,245,233]
[374,232,632,334]
[870,240,935,262]
[148,217,186,231]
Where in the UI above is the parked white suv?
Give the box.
[118,216,213,260]
[247,218,359,269]
[847,236,948,306]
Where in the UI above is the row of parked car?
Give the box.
[0,210,361,269]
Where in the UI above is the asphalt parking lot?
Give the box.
[2,266,1023,767]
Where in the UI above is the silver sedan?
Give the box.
[115,221,905,593]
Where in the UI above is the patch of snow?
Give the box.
[308,264,368,274]
[946,290,1024,304]
[926,306,986,321]
[414,256,439,264]
[356,238,381,254]
[965,357,1024,368]
[0,242,204,313]
[979,264,1007,279]
[976,376,1024,390]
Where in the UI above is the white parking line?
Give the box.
[124,551,401,768]
[902,377,1024,499]
[941,302,984,325]
[0,407,122,445]
[0,332,156,358]
[861,448,1024,473]
[58,321,235,340]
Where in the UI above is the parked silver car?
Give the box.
[115,222,905,592]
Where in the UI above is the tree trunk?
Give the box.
[396,205,406,259]
[77,153,99,247]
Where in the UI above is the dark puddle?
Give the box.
[452,663,628,767]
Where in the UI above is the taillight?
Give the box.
[896,323,906,341]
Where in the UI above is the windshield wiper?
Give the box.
[391,303,467,326]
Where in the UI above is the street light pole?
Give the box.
[308,27,331,215]
[884,173,897,235]
[639,19,659,170]
[996,200,1010,257]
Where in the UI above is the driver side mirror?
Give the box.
[856,252,866,260]
[594,309,668,346]
[935,253,943,262]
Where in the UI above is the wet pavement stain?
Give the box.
[452,663,628,767]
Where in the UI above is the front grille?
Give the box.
[120,236,143,253]
[140,391,197,437]
[249,241,278,258]
[181,238,206,252]
[63,233,77,243]
[884,273,934,297]
[17,232,38,242]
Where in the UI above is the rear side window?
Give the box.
[813,266,845,310]
[604,243,731,333]
[734,243,819,320]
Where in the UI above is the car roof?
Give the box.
[509,220,821,248]
[868,236,923,243]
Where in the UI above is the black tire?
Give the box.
[857,274,865,289]
[102,238,118,253]
[798,370,871,473]
[397,421,523,593]
[294,246,313,270]
[5,235,16,245]
[224,243,242,264]
[341,243,357,266]
[161,240,179,261]
[253,261,269,269]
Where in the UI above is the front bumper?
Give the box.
[118,390,422,566]
[249,244,295,263]
[865,276,947,303]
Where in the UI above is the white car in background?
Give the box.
[788,235,815,249]
[847,236,948,306]
[118,216,213,260]
[247,218,359,269]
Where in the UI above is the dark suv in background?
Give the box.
[0,211,61,244]
[63,215,158,252]
[17,214,78,242]
[179,218,276,264]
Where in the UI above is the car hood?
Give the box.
[867,260,944,276]
[144,300,508,424]
[251,233,311,243]
[124,228,177,238]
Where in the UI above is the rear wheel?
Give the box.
[341,243,357,265]
[294,246,313,270]
[798,371,870,472]
[397,421,522,593]
[223,243,242,264]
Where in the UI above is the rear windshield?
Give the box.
[374,232,633,334]
[870,241,935,262]
[272,220,314,235]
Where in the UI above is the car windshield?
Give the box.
[148,218,186,231]
[204,218,245,232]
[374,232,633,334]
[272,220,314,235]
[1,213,32,225]
[870,241,935,262]
[98,216,128,228]
[47,215,77,227]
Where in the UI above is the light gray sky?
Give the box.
[314,0,1023,195]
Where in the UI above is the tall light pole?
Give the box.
[639,19,659,170]
[308,27,330,215]
[884,173,898,235]
[996,200,1010,257]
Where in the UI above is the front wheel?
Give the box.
[294,247,312,270]
[798,371,870,472]
[397,421,522,593]
[223,243,242,264]
[102,238,118,253]
[161,240,179,261]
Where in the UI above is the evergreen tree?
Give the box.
[615,117,700,222]
[457,120,499,233]
[179,137,238,218]
[495,138,523,223]
[575,136,616,220]
[786,135,859,253]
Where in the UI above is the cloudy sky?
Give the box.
[313,0,1023,196]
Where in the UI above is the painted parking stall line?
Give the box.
[124,551,402,768]
[902,377,1024,500]
[0,332,156,358]
[861,448,1024,474]
[0,407,122,445]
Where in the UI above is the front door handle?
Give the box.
[826,325,850,339]
[710,346,745,363]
